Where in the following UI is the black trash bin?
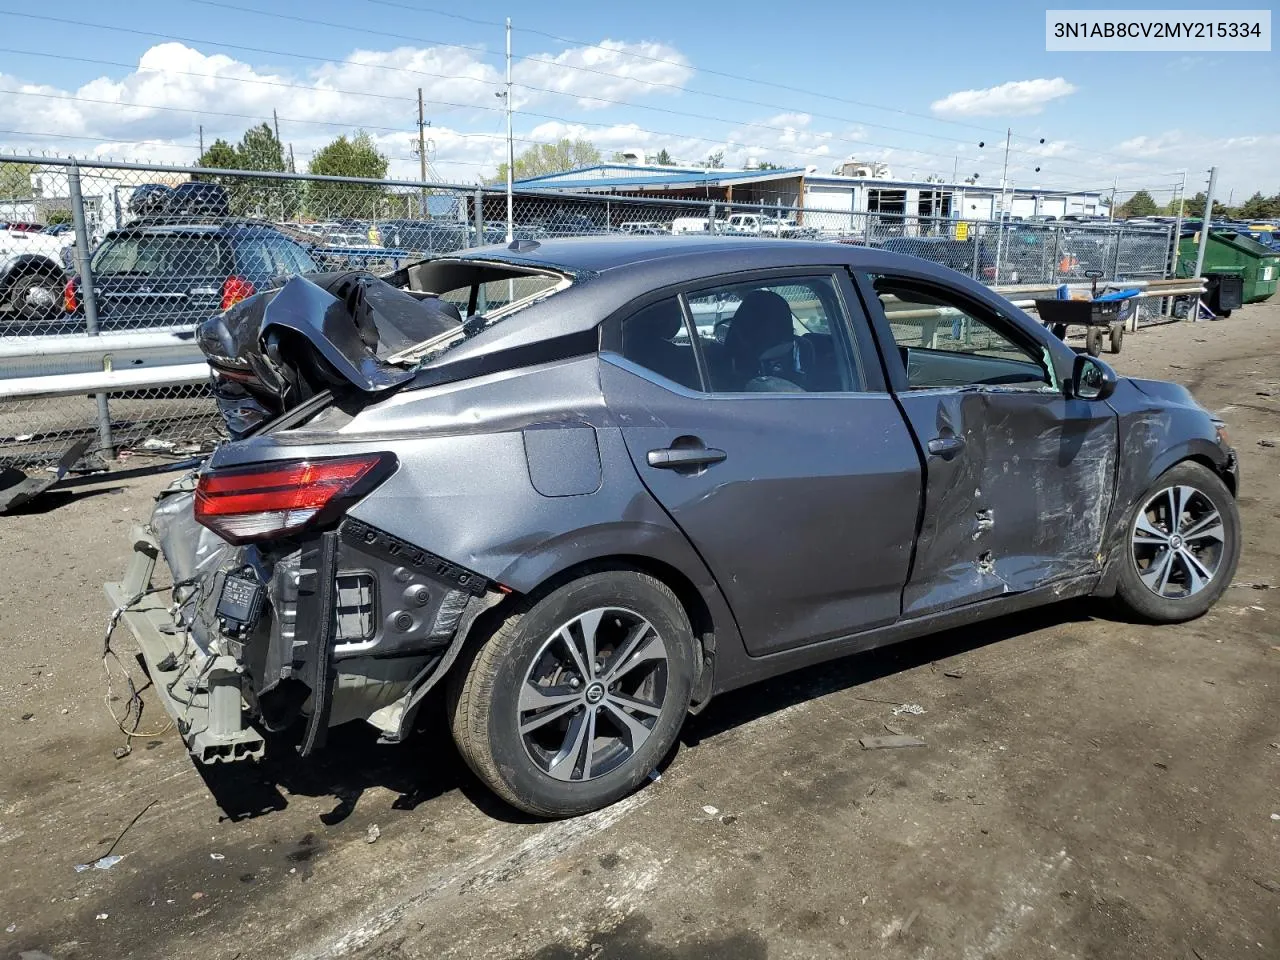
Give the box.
[1204,271,1244,317]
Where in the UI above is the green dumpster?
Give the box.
[1176,230,1280,304]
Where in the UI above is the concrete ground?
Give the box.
[2,304,1278,960]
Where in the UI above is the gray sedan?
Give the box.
[108,236,1240,817]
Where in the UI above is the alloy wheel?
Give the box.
[518,607,669,782]
[1131,484,1226,600]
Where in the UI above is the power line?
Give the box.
[176,0,1170,175]
[0,9,1173,181]
[361,0,1182,172]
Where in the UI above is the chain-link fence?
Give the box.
[1,155,1177,471]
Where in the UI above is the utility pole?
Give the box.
[272,109,281,145]
[198,124,204,159]
[417,88,429,186]
[1191,166,1218,321]
[1168,169,1186,280]
[505,17,514,244]
[417,87,429,217]
[992,127,1011,281]
[1108,176,1118,222]
[288,143,295,173]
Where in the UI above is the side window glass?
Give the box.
[866,275,1052,390]
[616,297,701,391]
[684,275,860,393]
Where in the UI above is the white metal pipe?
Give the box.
[0,363,211,400]
[0,329,198,358]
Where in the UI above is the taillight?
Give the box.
[194,454,393,544]
[221,275,255,310]
[64,278,79,312]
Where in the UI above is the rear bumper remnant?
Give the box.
[104,526,265,763]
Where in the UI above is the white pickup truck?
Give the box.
[0,226,74,321]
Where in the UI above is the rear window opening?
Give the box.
[389,258,571,362]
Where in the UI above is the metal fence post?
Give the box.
[708,202,717,235]
[1111,224,1125,281]
[68,161,113,460]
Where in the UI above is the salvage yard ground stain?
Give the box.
[526,914,768,960]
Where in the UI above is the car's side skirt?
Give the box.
[709,573,1100,696]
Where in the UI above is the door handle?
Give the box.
[647,446,727,469]
[926,435,965,459]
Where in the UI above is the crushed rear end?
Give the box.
[104,261,562,763]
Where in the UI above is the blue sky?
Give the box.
[0,0,1275,200]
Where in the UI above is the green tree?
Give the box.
[306,131,390,219]
[44,208,73,225]
[235,123,298,219]
[654,148,673,165]
[755,160,784,170]
[1118,189,1157,219]
[492,138,602,183]
[1183,191,1226,219]
[705,150,725,169]
[1235,191,1273,220]
[195,138,238,172]
[0,161,35,200]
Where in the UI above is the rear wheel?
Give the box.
[447,571,696,817]
[1109,323,1124,354]
[1115,461,1240,622]
[9,271,62,321]
[1086,327,1104,357]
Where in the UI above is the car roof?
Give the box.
[106,220,298,239]
[455,235,857,274]
[428,235,1001,369]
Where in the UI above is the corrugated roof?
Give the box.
[514,164,806,191]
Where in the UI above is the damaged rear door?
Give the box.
[857,272,1118,617]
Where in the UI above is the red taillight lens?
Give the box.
[221,275,255,310]
[64,278,79,312]
[194,454,392,544]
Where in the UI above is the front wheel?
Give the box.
[1114,461,1240,622]
[447,571,696,817]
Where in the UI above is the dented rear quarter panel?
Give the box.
[207,353,745,663]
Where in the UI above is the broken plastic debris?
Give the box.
[95,913,108,921]
[1271,813,1280,821]
[74,855,123,872]
[365,824,380,844]
[647,768,662,782]
[891,703,926,716]
[701,805,719,816]
[209,853,225,861]
[859,734,926,750]
[5,923,14,933]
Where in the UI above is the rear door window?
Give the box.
[683,275,862,393]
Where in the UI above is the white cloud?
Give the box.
[0,38,694,183]
[931,78,1077,117]
[515,40,692,110]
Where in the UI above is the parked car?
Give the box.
[66,220,319,329]
[109,237,1240,818]
[0,223,73,321]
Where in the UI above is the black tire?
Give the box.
[1218,308,1232,318]
[447,570,696,818]
[1114,461,1240,623]
[1086,327,1104,357]
[8,271,63,321]
[1109,323,1124,354]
